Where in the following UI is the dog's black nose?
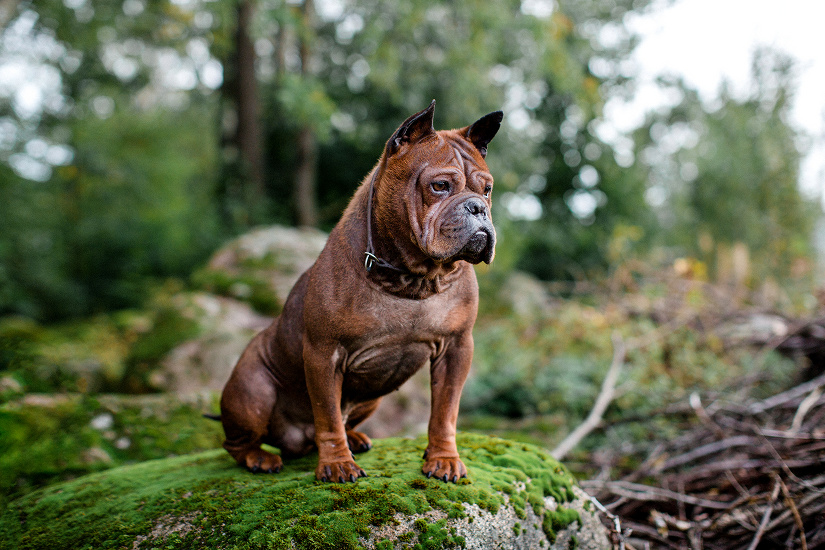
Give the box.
[465,197,489,218]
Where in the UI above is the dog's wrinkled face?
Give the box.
[380,102,502,266]
[412,139,496,264]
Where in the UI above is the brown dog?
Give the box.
[219,101,502,483]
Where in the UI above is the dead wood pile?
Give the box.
[583,369,825,549]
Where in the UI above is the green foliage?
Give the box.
[515,89,656,280]
[0,314,136,395]
[464,271,799,451]
[0,165,87,320]
[261,0,661,243]
[635,50,820,284]
[0,104,223,320]
[276,74,337,142]
[0,0,226,321]
[1,0,819,326]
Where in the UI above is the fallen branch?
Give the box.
[581,480,732,510]
[551,331,626,460]
[748,370,825,414]
[780,478,808,550]
[584,491,630,550]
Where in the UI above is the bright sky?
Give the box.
[609,0,825,201]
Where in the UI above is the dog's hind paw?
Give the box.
[241,448,283,474]
[346,430,373,454]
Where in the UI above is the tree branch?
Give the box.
[552,331,625,460]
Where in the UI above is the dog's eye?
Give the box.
[431,181,450,193]
[483,185,492,198]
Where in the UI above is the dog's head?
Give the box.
[376,101,502,266]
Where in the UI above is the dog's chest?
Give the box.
[338,305,452,400]
[343,338,437,396]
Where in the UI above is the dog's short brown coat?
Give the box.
[219,101,502,482]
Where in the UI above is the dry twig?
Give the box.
[552,332,626,460]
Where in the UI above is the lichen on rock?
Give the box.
[0,433,608,550]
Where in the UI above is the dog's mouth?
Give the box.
[424,197,496,265]
[457,226,495,264]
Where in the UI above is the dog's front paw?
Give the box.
[422,455,467,483]
[316,459,368,483]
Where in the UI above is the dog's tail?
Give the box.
[203,413,222,422]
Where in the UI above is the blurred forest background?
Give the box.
[0,0,821,320]
[1,0,825,547]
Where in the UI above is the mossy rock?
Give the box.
[195,225,328,314]
[0,393,223,508]
[0,314,137,396]
[0,433,609,549]
[141,292,270,396]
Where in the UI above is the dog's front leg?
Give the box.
[303,339,367,482]
[423,331,473,482]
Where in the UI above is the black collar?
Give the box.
[363,168,407,273]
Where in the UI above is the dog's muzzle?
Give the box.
[457,197,495,264]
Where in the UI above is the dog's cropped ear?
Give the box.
[461,111,503,158]
[387,100,436,155]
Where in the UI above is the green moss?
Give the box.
[541,505,581,543]
[0,315,136,395]
[413,518,464,549]
[123,295,201,392]
[190,268,281,316]
[0,394,223,508]
[0,433,577,550]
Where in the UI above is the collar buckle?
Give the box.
[364,251,378,272]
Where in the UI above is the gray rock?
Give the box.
[206,225,328,305]
[150,292,270,396]
[363,484,609,549]
[149,225,328,397]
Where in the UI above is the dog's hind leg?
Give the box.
[344,398,381,453]
[220,333,283,473]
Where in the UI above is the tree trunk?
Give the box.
[235,0,264,202]
[295,126,318,227]
[294,0,318,227]
[219,0,264,226]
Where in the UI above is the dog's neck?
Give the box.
[366,254,465,299]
